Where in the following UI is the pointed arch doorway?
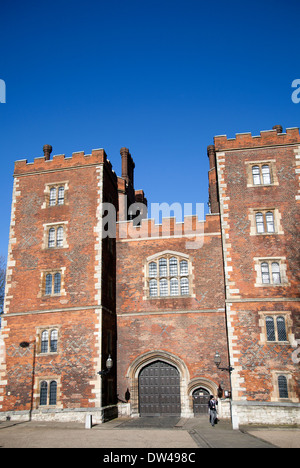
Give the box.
[138,360,181,416]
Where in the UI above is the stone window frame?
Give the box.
[42,221,69,249]
[36,376,62,408]
[38,267,67,298]
[245,159,279,187]
[271,371,298,403]
[258,311,295,345]
[36,325,61,355]
[254,257,290,287]
[144,250,193,299]
[41,181,69,209]
[248,208,284,236]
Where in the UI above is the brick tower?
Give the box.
[0,145,119,422]
[212,125,300,426]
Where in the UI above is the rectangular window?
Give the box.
[255,258,288,287]
[42,182,68,210]
[39,378,59,407]
[159,258,168,277]
[44,222,68,250]
[255,211,275,234]
[252,164,271,185]
[246,160,278,187]
[265,315,288,342]
[42,270,65,296]
[278,375,289,399]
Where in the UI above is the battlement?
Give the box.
[117,212,220,242]
[14,147,115,176]
[214,126,300,151]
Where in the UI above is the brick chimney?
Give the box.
[207,144,219,213]
[43,144,52,161]
[120,147,135,187]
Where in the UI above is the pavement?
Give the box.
[0,416,299,449]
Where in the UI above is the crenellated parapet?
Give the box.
[14,146,116,180]
[214,126,300,151]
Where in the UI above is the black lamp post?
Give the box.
[214,351,234,374]
[19,340,36,420]
[97,355,113,377]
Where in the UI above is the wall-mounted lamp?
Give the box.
[214,351,234,374]
[97,355,113,377]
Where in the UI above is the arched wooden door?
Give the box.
[139,360,181,416]
[192,387,210,415]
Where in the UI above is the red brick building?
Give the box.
[213,125,300,426]
[0,125,299,426]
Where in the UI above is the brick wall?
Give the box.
[116,214,230,415]
[214,126,300,419]
[0,147,118,416]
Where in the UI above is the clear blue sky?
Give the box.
[0,0,299,258]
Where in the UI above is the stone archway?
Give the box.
[188,377,219,416]
[126,350,191,417]
[139,360,181,416]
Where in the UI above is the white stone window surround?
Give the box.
[248,208,284,236]
[245,159,279,187]
[254,257,290,287]
[42,221,69,249]
[144,250,194,299]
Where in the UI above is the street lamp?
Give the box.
[214,351,234,374]
[19,340,36,421]
[97,355,113,377]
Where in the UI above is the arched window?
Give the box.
[49,187,57,206]
[255,212,264,233]
[40,329,58,354]
[278,375,288,399]
[266,211,275,233]
[262,165,271,185]
[48,228,55,248]
[149,262,157,277]
[264,314,288,343]
[57,186,65,205]
[266,317,275,341]
[147,252,191,298]
[169,257,178,276]
[159,258,168,277]
[44,271,63,296]
[252,166,261,185]
[39,380,58,406]
[180,260,188,276]
[56,227,64,247]
[271,262,281,284]
[261,263,270,284]
[54,273,61,294]
[49,381,57,405]
[50,329,58,352]
[45,274,53,295]
[40,381,48,406]
[41,330,49,353]
[276,316,287,341]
